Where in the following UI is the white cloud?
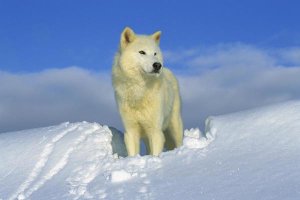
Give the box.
[276,47,300,65]
[0,67,121,133]
[1,44,300,133]
[170,44,300,129]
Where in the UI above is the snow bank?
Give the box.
[1,101,300,200]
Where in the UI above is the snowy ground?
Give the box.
[1,101,300,200]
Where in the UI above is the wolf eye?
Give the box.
[139,50,146,55]
[154,52,157,56]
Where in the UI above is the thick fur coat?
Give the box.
[112,27,183,156]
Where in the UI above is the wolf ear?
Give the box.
[120,27,136,50]
[152,31,161,44]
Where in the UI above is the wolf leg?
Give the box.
[147,131,165,156]
[164,117,183,150]
[124,130,140,156]
[164,98,183,150]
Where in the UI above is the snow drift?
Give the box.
[1,101,300,200]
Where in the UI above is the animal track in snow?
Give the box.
[22,124,102,199]
[67,126,114,200]
[9,122,106,200]
[8,123,78,200]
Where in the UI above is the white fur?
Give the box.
[112,27,183,156]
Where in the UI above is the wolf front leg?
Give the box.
[147,131,165,156]
[124,130,140,156]
[120,108,141,156]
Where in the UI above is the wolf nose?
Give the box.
[153,62,162,72]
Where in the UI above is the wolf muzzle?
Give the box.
[153,62,162,73]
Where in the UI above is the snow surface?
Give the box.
[1,101,300,200]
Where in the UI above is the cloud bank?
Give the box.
[1,44,300,133]
[0,67,121,133]
[169,44,300,128]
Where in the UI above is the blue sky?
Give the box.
[1,0,300,133]
[1,0,299,72]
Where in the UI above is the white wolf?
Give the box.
[112,27,183,156]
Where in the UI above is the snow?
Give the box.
[110,170,132,183]
[1,101,300,199]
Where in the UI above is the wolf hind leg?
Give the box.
[164,113,183,151]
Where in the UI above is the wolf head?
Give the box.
[118,27,164,76]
